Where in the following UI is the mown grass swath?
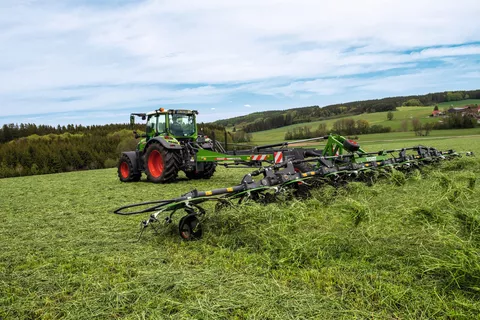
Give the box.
[1,137,479,318]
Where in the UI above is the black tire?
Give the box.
[179,215,203,240]
[185,162,217,180]
[144,143,180,183]
[185,170,203,180]
[293,162,314,173]
[343,139,360,152]
[117,154,141,182]
[201,162,216,179]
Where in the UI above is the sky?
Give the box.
[0,0,480,126]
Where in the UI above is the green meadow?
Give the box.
[1,135,480,319]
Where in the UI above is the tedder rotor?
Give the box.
[114,135,473,241]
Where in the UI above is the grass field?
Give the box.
[1,136,480,319]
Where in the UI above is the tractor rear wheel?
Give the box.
[117,154,141,182]
[144,143,180,183]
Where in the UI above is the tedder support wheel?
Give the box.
[144,143,180,183]
[201,162,216,179]
[179,215,203,240]
[185,162,217,180]
[118,154,141,182]
[343,139,360,152]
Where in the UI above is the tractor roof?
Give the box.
[146,108,198,116]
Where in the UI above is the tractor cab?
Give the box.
[130,108,199,151]
[143,108,198,141]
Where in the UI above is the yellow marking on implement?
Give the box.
[377,162,381,165]
[365,164,370,167]
[203,157,206,160]
[310,171,315,175]
[247,157,250,160]
[227,187,233,192]
[302,173,308,177]
[205,191,212,196]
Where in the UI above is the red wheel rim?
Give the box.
[148,150,164,178]
[120,162,129,178]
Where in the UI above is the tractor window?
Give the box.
[169,114,195,137]
[146,116,156,136]
[146,114,166,136]
[157,114,166,133]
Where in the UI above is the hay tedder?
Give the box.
[114,130,473,240]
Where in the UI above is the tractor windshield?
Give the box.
[169,114,195,137]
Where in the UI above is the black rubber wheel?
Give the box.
[201,162,216,179]
[117,154,141,182]
[185,170,203,180]
[343,139,360,152]
[178,215,203,240]
[185,162,216,180]
[144,143,180,183]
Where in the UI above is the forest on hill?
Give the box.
[214,89,480,133]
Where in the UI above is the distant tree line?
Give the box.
[435,114,477,130]
[243,113,295,133]
[284,118,392,140]
[0,123,143,144]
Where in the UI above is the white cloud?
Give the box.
[244,104,251,108]
[0,0,479,124]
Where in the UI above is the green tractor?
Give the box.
[117,108,217,183]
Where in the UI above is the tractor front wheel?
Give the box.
[117,154,141,182]
[144,143,179,183]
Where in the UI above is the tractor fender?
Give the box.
[145,137,183,150]
[121,151,141,174]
